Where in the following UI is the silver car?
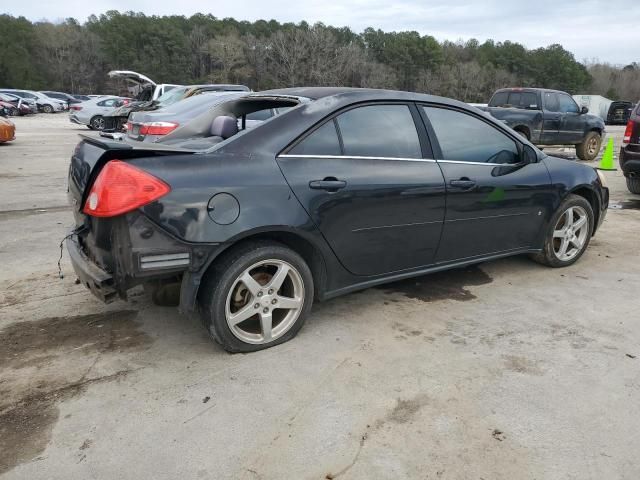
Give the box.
[69,97,129,130]
[0,89,66,113]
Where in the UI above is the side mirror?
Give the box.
[580,106,589,114]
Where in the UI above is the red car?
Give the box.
[0,93,31,116]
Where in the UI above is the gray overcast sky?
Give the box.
[3,0,637,65]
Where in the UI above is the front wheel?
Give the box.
[199,242,314,353]
[531,194,594,267]
[42,104,54,114]
[8,108,19,117]
[575,132,602,161]
[626,177,640,194]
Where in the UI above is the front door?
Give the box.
[277,103,446,276]
[541,91,561,144]
[420,105,554,263]
[557,93,585,143]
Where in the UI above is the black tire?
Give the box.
[576,131,602,161]
[531,194,594,268]
[42,104,53,114]
[8,108,19,117]
[90,116,105,131]
[626,177,640,194]
[199,241,314,353]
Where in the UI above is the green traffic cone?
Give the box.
[597,137,617,171]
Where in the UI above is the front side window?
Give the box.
[423,106,520,164]
[336,104,422,158]
[558,94,579,114]
[289,119,341,156]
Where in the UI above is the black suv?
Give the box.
[621,101,640,193]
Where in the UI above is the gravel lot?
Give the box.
[1,115,639,480]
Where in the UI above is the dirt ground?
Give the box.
[0,115,639,480]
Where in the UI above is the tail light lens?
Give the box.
[139,121,179,136]
[70,105,82,111]
[623,120,634,145]
[83,160,170,217]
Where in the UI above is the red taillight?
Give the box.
[623,120,634,145]
[83,160,170,217]
[139,121,179,136]
[70,105,82,111]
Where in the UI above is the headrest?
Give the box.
[210,116,238,139]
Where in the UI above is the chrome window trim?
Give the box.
[278,154,436,163]
[437,159,522,167]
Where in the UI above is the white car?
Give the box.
[107,70,180,102]
[69,96,129,130]
[0,89,67,113]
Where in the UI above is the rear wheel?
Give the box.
[90,116,105,131]
[8,107,19,117]
[42,104,54,114]
[576,131,602,161]
[626,177,640,194]
[531,194,594,267]
[199,242,314,353]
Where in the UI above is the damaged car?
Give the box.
[66,87,609,353]
[103,81,250,134]
[103,70,181,132]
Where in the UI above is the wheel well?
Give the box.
[206,231,327,300]
[570,187,599,229]
[513,125,530,139]
[589,127,603,136]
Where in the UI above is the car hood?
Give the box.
[107,70,156,87]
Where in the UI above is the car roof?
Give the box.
[254,87,468,108]
[493,87,569,95]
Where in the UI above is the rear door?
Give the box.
[541,92,561,143]
[420,105,553,263]
[557,93,584,143]
[277,103,446,276]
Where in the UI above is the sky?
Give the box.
[3,0,638,65]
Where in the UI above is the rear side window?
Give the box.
[97,99,117,107]
[289,120,341,156]
[423,106,519,164]
[246,109,273,121]
[489,91,509,107]
[336,104,422,158]
[544,92,560,112]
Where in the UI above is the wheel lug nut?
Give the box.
[271,298,277,304]
[268,289,274,294]
[254,303,260,309]
[257,291,263,297]
[263,307,269,313]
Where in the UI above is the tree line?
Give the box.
[1,12,638,103]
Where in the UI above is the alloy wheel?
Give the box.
[225,259,304,345]
[587,137,599,157]
[552,206,589,262]
[92,117,105,130]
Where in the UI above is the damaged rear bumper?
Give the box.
[67,235,118,303]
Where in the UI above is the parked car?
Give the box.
[481,88,606,160]
[103,83,250,133]
[606,101,634,125]
[0,93,31,116]
[69,96,129,130]
[620,101,640,194]
[0,93,38,114]
[123,92,252,142]
[0,89,66,113]
[0,115,15,143]
[66,87,609,352]
[41,91,82,107]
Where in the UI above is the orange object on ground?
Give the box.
[0,116,15,143]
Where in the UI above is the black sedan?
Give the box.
[66,87,609,352]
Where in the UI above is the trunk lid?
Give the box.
[107,70,156,87]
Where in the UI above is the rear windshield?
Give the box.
[489,91,539,110]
